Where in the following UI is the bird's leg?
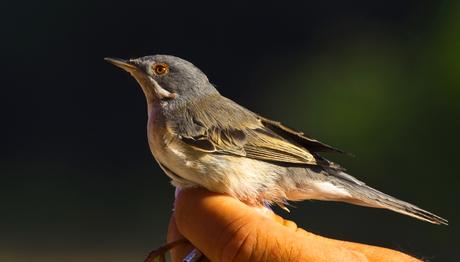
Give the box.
[144,238,189,262]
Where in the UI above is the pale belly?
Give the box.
[146,110,285,203]
[144,105,341,205]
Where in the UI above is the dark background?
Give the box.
[2,1,459,261]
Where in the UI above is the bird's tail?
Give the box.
[334,174,448,225]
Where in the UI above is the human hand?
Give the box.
[167,188,421,262]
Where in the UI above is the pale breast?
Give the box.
[146,104,206,187]
[146,104,287,204]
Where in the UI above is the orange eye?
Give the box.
[152,63,169,75]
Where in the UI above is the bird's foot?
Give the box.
[144,238,189,262]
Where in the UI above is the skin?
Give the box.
[167,188,421,262]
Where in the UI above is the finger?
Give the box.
[261,211,299,231]
[325,239,422,262]
[166,215,195,262]
[169,190,292,261]
[174,188,369,262]
[175,188,421,261]
[174,188,257,261]
[247,205,299,231]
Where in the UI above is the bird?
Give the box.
[105,54,447,259]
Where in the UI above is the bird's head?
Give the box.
[105,54,218,103]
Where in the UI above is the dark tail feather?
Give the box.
[337,177,448,225]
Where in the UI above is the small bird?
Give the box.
[105,54,447,224]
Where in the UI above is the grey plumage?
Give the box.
[106,54,448,225]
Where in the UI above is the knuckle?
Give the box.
[218,214,258,262]
[282,219,298,231]
[217,217,301,262]
[282,243,304,262]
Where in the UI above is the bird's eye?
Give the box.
[152,63,169,76]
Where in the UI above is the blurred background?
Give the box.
[1,1,459,261]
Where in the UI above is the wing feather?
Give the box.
[166,95,343,169]
[259,116,345,154]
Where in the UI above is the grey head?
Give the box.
[105,55,218,103]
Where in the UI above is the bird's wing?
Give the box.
[171,120,318,165]
[258,116,345,154]
[166,96,344,169]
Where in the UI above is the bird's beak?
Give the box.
[104,57,139,72]
[105,57,177,101]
